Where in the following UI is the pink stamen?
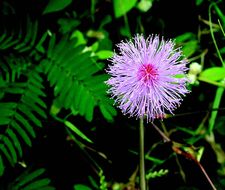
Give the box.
[138,64,158,83]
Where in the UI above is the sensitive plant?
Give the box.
[0,0,225,189]
[106,34,190,190]
[106,34,190,122]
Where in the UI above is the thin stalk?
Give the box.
[209,2,225,67]
[198,76,225,88]
[139,117,146,190]
[151,122,170,142]
[124,13,131,37]
[151,122,217,190]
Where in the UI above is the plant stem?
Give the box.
[198,76,225,88]
[151,122,217,190]
[209,2,225,67]
[139,117,146,190]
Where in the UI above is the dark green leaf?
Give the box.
[84,95,95,122]
[0,144,14,166]
[0,117,11,125]
[48,64,60,87]
[64,82,76,109]
[0,155,4,176]
[2,136,17,163]
[54,73,67,96]
[74,184,92,190]
[7,129,23,157]
[14,113,36,138]
[16,168,46,187]
[22,96,47,119]
[74,84,84,109]
[0,108,14,117]
[43,0,72,15]
[99,103,114,121]
[11,121,32,147]
[18,104,42,127]
[4,87,24,94]
[22,178,51,190]
[26,91,46,109]
[28,83,46,97]
[215,116,225,135]
[79,89,89,116]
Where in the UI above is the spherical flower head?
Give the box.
[106,34,190,122]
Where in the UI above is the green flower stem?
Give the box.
[139,117,146,190]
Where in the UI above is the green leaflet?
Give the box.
[113,0,137,18]
[14,112,36,138]
[181,40,198,58]
[19,179,51,190]
[11,121,32,147]
[99,103,114,122]
[10,168,55,190]
[22,96,47,119]
[64,120,93,143]
[175,32,196,43]
[1,18,39,53]
[74,184,92,190]
[18,104,42,128]
[28,83,46,97]
[79,89,90,116]
[0,156,4,176]
[25,91,46,109]
[43,0,72,15]
[7,129,23,157]
[0,144,14,166]
[84,95,95,122]
[95,50,113,59]
[2,135,17,163]
[200,67,225,81]
[15,168,46,187]
[0,117,11,125]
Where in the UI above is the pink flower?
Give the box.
[106,34,189,122]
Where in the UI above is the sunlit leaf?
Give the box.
[64,121,93,143]
[113,0,137,18]
[181,40,198,58]
[175,32,196,43]
[200,67,225,81]
[96,50,113,59]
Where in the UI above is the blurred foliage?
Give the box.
[0,0,225,189]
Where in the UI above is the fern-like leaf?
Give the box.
[0,55,31,83]
[0,68,46,176]
[42,35,116,121]
[0,17,39,53]
[8,168,55,190]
